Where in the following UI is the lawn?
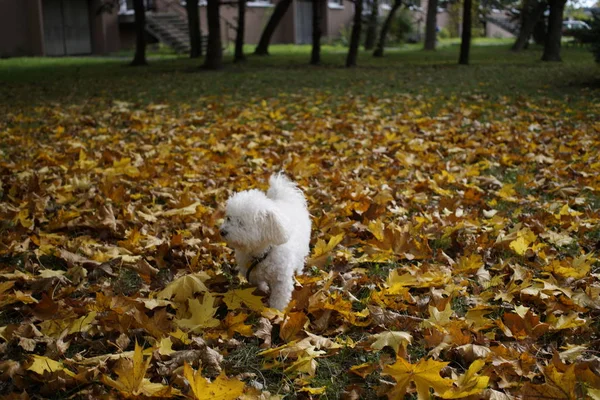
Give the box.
[1,43,600,399]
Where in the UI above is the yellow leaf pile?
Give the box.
[1,92,600,399]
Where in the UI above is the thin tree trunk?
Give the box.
[310,0,322,64]
[541,0,566,61]
[131,0,147,66]
[255,0,293,55]
[373,0,402,57]
[346,0,363,67]
[424,0,438,50]
[512,0,546,52]
[458,0,472,64]
[235,0,246,62]
[203,0,223,69]
[186,0,202,58]
[364,0,379,50]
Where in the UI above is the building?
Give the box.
[0,0,120,57]
[0,0,460,58]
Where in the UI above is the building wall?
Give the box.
[486,22,514,38]
[325,1,354,40]
[90,0,122,54]
[0,0,44,57]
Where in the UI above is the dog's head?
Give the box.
[220,189,290,251]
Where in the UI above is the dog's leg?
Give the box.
[268,277,294,311]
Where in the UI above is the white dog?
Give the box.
[220,174,311,310]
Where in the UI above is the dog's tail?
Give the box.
[267,173,307,207]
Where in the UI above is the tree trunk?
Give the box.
[424,0,438,50]
[373,0,402,57]
[364,0,379,50]
[130,0,147,66]
[203,0,223,69]
[310,0,322,64]
[186,0,202,58]
[254,0,293,55]
[235,0,246,62]
[541,0,566,61]
[458,0,472,64]
[512,0,546,52]
[532,15,547,44]
[346,0,363,67]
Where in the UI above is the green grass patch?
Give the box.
[1,42,597,112]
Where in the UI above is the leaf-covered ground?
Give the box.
[1,46,600,399]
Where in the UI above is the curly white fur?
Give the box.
[220,174,311,310]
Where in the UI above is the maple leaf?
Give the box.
[382,358,453,399]
[28,355,75,377]
[223,312,253,338]
[280,312,308,342]
[439,359,489,398]
[102,341,174,397]
[422,302,454,331]
[370,331,413,354]
[222,288,265,312]
[157,272,210,303]
[509,227,537,255]
[309,233,344,267]
[176,293,220,333]
[521,364,579,399]
[183,363,245,400]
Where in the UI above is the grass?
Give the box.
[0,41,597,112]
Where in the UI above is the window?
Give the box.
[247,0,273,7]
[328,0,344,9]
[119,0,155,14]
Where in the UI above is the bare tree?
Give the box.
[186,0,203,58]
[346,0,364,67]
[235,0,247,62]
[364,0,379,50]
[373,0,402,57]
[541,0,566,61]
[255,0,293,55]
[458,0,472,64]
[512,0,547,52]
[424,0,438,50]
[204,0,223,69]
[131,0,148,65]
[311,0,322,64]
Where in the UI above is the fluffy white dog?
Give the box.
[220,174,311,310]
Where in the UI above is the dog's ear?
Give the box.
[263,208,291,245]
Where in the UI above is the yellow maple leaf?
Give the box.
[102,341,174,397]
[422,302,454,331]
[368,219,386,241]
[383,358,453,399]
[223,312,253,338]
[455,254,483,274]
[28,355,75,377]
[546,312,587,330]
[157,272,210,303]
[184,363,245,400]
[158,337,175,356]
[370,331,413,354]
[509,227,536,255]
[68,311,97,334]
[298,386,326,394]
[311,233,344,258]
[439,359,489,399]
[521,364,578,399]
[177,293,220,333]
[222,288,265,312]
[496,184,517,201]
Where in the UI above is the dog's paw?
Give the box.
[257,281,270,293]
